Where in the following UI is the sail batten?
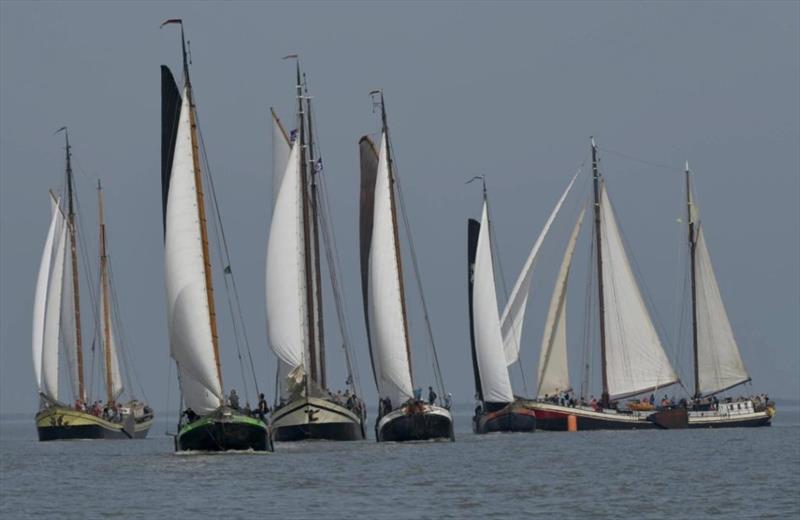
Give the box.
[500,172,580,366]
[537,207,585,398]
[472,202,514,403]
[599,187,678,399]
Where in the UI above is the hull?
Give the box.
[473,400,537,434]
[36,406,152,441]
[377,403,454,442]
[531,402,657,431]
[177,408,271,452]
[686,401,773,429]
[271,396,365,442]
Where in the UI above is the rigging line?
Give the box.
[195,119,260,399]
[580,199,596,401]
[388,139,446,398]
[597,146,683,173]
[107,259,148,401]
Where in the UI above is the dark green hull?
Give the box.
[176,410,271,452]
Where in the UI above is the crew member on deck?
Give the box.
[257,393,269,422]
[229,389,240,410]
[428,386,437,406]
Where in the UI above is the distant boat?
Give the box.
[160,20,270,451]
[358,91,454,442]
[466,180,536,433]
[267,59,366,441]
[517,139,679,430]
[674,162,773,428]
[34,130,153,441]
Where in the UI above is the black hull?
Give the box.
[37,423,150,441]
[533,404,656,431]
[686,415,771,429]
[377,411,454,442]
[177,419,270,452]
[473,407,536,434]
[273,421,365,442]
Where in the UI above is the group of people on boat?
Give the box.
[378,386,452,418]
[329,389,366,418]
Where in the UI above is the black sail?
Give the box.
[160,65,182,238]
[467,218,483,402]
[358,136,380,386]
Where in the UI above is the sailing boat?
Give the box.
[467,180,536,433]
[34,131,153,441]
[359,91,454,442]
[672,163,773,428]
[267,59,366,441]
[516,139,680,430]
[160,19,269,451]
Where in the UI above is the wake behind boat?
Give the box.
[161,20,270,452]
[33,130,152,441]
[266,59,365,442]
[359,92,454,442]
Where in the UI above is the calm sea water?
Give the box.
[1,405,798,519]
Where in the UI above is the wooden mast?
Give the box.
[97,180,114,405]
[379,91,414,385]
[304,72,326,389]
[177,22,224,402]
[293,58,318,387]
[591,138,610,407]
[63,129,86,404]
[686,162,700,399]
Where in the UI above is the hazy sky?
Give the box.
[1,1,798,415]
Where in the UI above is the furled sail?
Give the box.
[271,108,291,206]
[472,202,514,403]
[164,88,223,414]
[42,205,68,401]
[694,225,749,395]
[500,172,579,366]
[537,207,585,398]
[266,141,307,386]
[32,196,60,396]
[363,132,413,407]
[599,186,678,399]
[99,278,123,401]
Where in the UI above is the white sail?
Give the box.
[60,245,81,401]
[164,89,222,414]
[472,202,514,403]
[537,207,585,398]
[42,208,68,401]
[99,279,124,401]
[32,196,60,395]
[500,172,579,366]
[271,109,291,206]
[600,186,678,399]
[266,141,307,375]
[366,131,414,407]
[694,226,749,395]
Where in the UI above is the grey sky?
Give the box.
[1,1,798,414]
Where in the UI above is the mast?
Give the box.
[377,91,414,384]
[304,72,326,388]
[686,162,700,399]
[173,21,224,400]
[591,138,610,407]
[97,180,114,404]
[292,59,318,386]
[62,129,86,403]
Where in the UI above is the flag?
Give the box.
[289,129,298,143]
[314,158,323,174]
[224,265,232,274]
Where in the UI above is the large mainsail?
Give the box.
[694,225,749,395]
[271,108,291,206]
[599,186,678,399]
[42,205,68,401]
[164,88,223,414]
[471,202,514,403]
[33,196,61,398]
[537,207,585,398]
[266,141,307,394]
[60,241,81,400]
[363,132,414,407]
[500,172,579,366]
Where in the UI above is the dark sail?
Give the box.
[160,65,181,237]
[467,218,483,402]
[358,135,379,385]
